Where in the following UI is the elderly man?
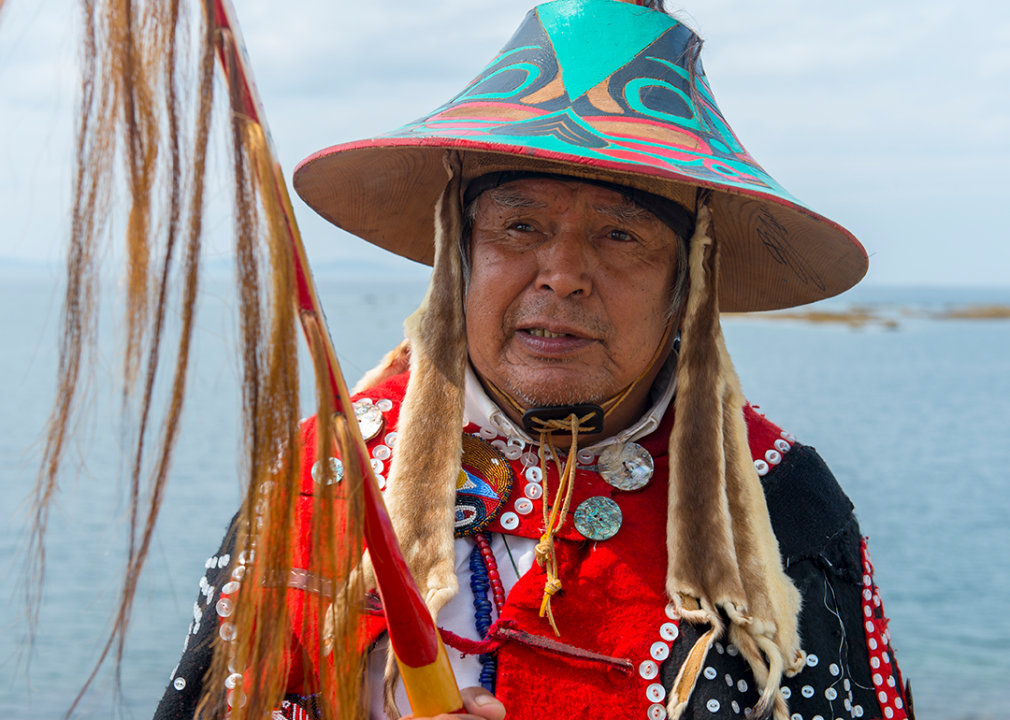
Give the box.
[156,2,910,719]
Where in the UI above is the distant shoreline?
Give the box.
[724,304,1010,329]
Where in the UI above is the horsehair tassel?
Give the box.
[209,2,463,717]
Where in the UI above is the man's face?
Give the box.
[466,177,680,409]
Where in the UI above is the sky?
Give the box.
[0,0,1007,286]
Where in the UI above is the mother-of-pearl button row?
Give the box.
[355,396,394,414]
[709,642,835,719]
[499,459,541,530]
[779,654,869,720]
[637,603,681,720]
[171,552,235,693]
[754,432,796,476]
[860,548,907,720]
[703,642,752,716]
[216,547,254,709]
[783,653,868,720]
[171,547,251,704]
[368,429,398,490]
[311,400,397,491]
[355,397,396,490]
[213,474,286,709]
[706,641,763,717]
[704,646,858,720]
[476,424,600,533]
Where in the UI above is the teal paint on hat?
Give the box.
[538,0,677,101]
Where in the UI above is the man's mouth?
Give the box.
[514,324,597,357]
[527,328,569,338]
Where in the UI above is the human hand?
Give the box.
[402,686,506,720]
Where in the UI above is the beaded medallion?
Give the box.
[454,433,515,538]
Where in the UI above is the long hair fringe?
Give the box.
[30,2,218,713]
[27,1,365,717]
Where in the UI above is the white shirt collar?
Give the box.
[463,356,677,452]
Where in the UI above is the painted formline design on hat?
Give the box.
[389,2,781,199]
[294,0,867,312]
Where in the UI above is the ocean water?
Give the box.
[0,275,1007,719]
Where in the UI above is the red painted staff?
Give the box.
[210,0,462,714]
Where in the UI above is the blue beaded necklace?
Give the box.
[469,534,498,692]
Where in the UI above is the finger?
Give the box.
[402,687,507,720]
[460,686,506,720]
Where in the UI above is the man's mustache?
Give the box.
[503,299,611,340]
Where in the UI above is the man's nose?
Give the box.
[535,229,595,298]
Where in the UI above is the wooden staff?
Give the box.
[210,0,463,714]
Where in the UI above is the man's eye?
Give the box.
[608,229,634,242]
[510,222,535,233]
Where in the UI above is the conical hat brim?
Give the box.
[293,138,866,313]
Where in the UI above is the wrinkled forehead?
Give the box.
[482,178,659,222]
[465,171,694,240]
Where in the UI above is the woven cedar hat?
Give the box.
[294,0,867,312]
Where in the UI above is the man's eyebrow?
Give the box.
[484,184,660,224]
[593,196,659,224]
[484,186,547,210]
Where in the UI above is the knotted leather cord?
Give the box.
[532,411,586,634]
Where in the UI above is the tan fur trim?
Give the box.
[667,626,717,720]
[351,338,412,394]
[382,150,467,622]
[667,204,746,611]
[721,336,804,706]
[666,201,803,717]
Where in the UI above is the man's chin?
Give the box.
[503,376,607,409]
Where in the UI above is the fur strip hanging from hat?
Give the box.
[384,150,466,613]
[378,150,468,713]
[666,203,804,720]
